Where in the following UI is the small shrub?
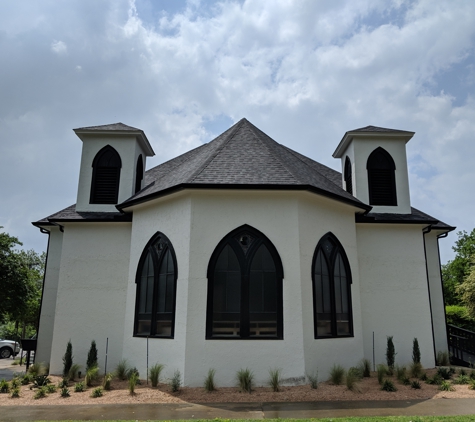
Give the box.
[268,368,282,392]
[74,382,85,392]
[329,364,345,385]
[90,387,103,398]
[376,364,387,385]
[459,368,467,376]
[386,336,396,371]
[307,371,318,389]
[149,363,165,388]
[359,359,371,377]
[62,340,73,378]
[0,379,10,393]
[439,380,455,391]
[58,378,69,388]
[45,384,56,394]
[436,351,449,366]
[85,367,99,387]
[28,362,44,377]
[86,340,98,371]
[427,374,443,385]
[346,368,360,392]
[419,372,428,381]
[10,387,20,398]
[470,370,475,380]
[437,367,452,380]
[395,365,406,381]
[170,369,182,393]
[103,373,113,391]
[411,380,421,389]
[33,375,51,387]
[401,376,411,386]
[204,368,216,392]
[410,362,423,378]
[381,379,397,392]
[236,368,253,393]
[115,359,129,381]
[10,378,19,389]
[412,338,421,364]
[11,359,20,366]
[128,371,139,395]
[60,387,70,397]
[449,367,456,375]
[469,380,475,390]
[126,367,140,382]
[454,374,470,385]
[68,363,81,381]
[34,387,47,399]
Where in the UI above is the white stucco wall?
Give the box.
[48,223,131,375]
[76,135,147,212]
[357,224,435,368]
[36,227,63,365]
[339,137,411,214]
[424,230,449,355]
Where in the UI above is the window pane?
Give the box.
[314,249,332,337]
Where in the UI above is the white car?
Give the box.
[0,339,20,359]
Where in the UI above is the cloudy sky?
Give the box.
[1,0,474,263]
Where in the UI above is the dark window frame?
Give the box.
[206,225,284,340]
[367,147,397,206]
[134,232,178,339]
[90,145,122,204]
[344,156,353,195]
[312,232,353,339]
[135,154,144,194]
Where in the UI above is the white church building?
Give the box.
[33,118,453,386]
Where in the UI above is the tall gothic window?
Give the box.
[312,233,353,338]
[206,225,284,339]
[135,155,144,194]
[367,147,397,206]
[344,156,353,195]
[134,232,178,338]
[90,145,122,204]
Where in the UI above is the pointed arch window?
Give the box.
[90,145,122,204]
[206,225,284,339]
[134,232,178,338]
[312,233,353,338]
[344,156,353,195]
[135,155,144,194]
[367,147,397,206]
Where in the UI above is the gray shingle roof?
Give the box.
[355,207,454,228]
[350,125,414,133]
[74,122,142,132]
[118,118,369,211]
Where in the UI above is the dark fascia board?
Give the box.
[333,130,415,159]
[73,128,155,157]
[116,183,372,212]
[355,213,438,225]
[32,215,132,227]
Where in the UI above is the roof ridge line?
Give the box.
[280,144,343,190]
[188,119,245,183]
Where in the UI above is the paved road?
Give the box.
[0,355,26,380]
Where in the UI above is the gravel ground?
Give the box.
[1,367,474,406]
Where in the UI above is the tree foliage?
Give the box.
[456,256,475,320]
[442,229,475,305]
[86,340,98,371]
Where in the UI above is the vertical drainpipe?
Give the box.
[422,225,437,365]
[436,232,450,356]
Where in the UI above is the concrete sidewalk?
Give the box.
[2,399,475,421]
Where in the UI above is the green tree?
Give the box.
[456,256,475,319]
[86,340,98,371]
[442,229,475,305]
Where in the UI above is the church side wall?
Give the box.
[297,195,365,381]
[35,227,63,365]
[424,230,449,355]
[356,224,435,368]
[48,223,131,375]
[121,194,192,381]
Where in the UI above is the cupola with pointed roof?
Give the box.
[74,123,155,212]
[333,125,414,214]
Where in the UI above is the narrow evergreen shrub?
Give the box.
[386,336,396,372]
[90,387,103,398]
[307,371,318,389]
[60,387,70,397]
[412,338,421,364]
[62,340,73,378]
[236,368,253,393]
[149,363,165,387]
[329,364,345,385]
[268,368,282,392]
[115,359,130,380]
[74,382,85,392]
[170,370,182,393]
[411,380,421,389]
[381,379,397,392]
[204,368,216,392]
[86,340,98,371]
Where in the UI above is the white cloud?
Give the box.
[51,40,67,54]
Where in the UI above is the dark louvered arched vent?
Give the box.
[344,157,353,195]
[135,155,143,194]
[90,145,122,204]
[367,147,397,206]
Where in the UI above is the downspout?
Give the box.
[422,225,437,365]
[436,232,450,356]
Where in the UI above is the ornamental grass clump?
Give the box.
[128,372,139,395]
[329,364,345,385]
[10,378,19,389]
[436,351,449,366]
[85,366,99,387]
[10,387,20,398]
[115,359,130,381]
[91,387,103,398]
[381,379,397,392]
[60,386,70,397]
[359,358,371,377]
[410,362,423,378]
[345,368,361,392]
[236,368,253,393]
[437,367,452,380]
[439,380,454,392]
[34,387,47,399]
[103,373,113,391]
[307,371,318,389]
[204,368,216,392]
[395,365,406,382]
[411,380,421,389]
[376,364,387,385]
[268,368,282,392]
[68,363,81,382]
[149,363,165,388]
[74,382,85,392]
[454,374,470,385]
[58,378,69,388]
[0,379,10,393]
[45,384,56,394]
